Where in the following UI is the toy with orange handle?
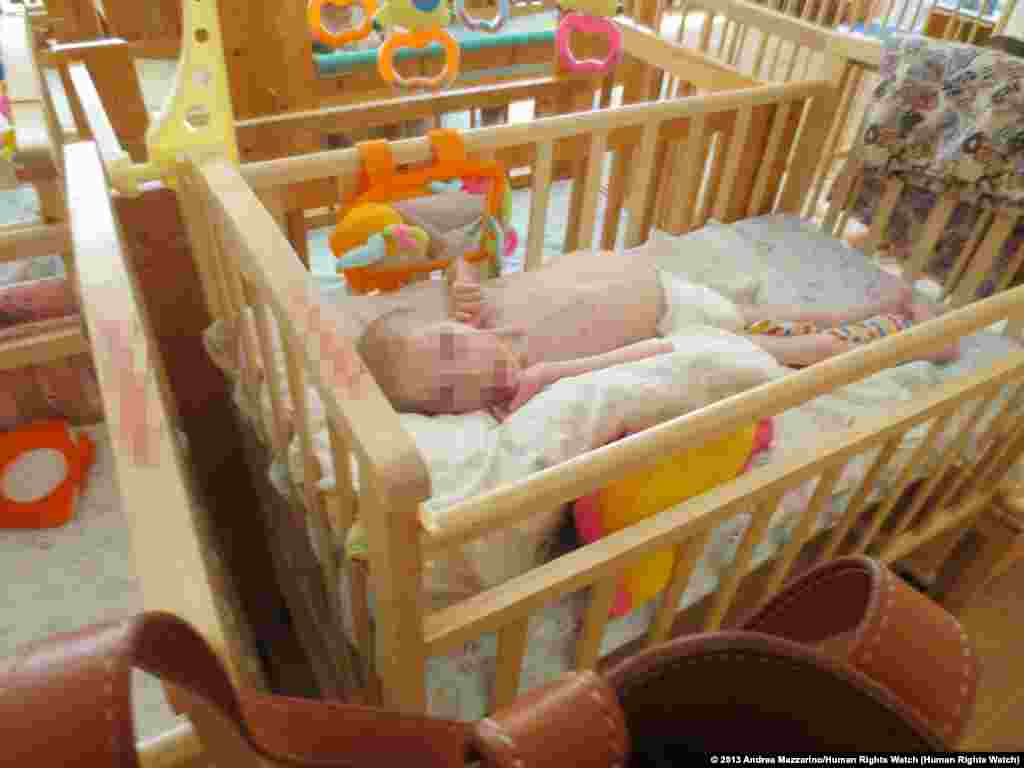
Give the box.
[374,0,461,90]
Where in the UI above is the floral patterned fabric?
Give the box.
[851,34,1024,299]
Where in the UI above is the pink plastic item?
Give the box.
[556,12,622,75]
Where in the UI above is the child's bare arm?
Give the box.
[542,338,675,382]
[494,338,674,420]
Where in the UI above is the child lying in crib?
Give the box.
[356,244,959,421]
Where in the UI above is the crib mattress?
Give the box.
[334,330,1019,723]
[313,12,558,77]
[208,214,1023,720]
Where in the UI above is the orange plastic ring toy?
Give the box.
[378,28,461,90]
[308,0,376,49]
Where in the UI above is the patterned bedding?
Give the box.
[849,34,1024,299]
[207,213,1022,721]
[330,217,1020,721]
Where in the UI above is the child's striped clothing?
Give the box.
[745,319,818,336]
[828,313,912,343]
[746,313,914,342]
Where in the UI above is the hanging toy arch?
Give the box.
[556,0,623,75]
[309,0,462,90]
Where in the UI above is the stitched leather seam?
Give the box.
[588,685,627,767]
[744,563,868,634]
[850,569,973,742]
[616,651,938,747]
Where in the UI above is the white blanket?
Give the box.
[320,327,785,602]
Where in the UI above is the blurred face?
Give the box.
[405,321,522,415]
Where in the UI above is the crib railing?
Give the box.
[184,77,838,709]
[651,0,884,220]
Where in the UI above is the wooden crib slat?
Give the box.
[904,191,958,284]
[823,158,862,237]
[348,563,377,698]
[661,117,703,234]
[761,462,844,600]
[859,177,904,259]
[748,101,793,217]
[807,64,860,219]
[944,209,992,301]
[223,251,263,431]
[250,299,291,456]
[576,131,608,251]
[995,238,1024,294]
[525,141,554,271]
[492,619,530,711]
[601,150,628,251]
[646,529,713,647]
[717,18,732,59]
[702,492,781,632]
[952,212,1018,308]
[624,122,661,248]
[712,106,752,223]
[327,423,357,539]
[934,382,1024,510]
[900,395,993,530]
[694,132,722,231]
[852,411,956,555]
[820,435,904,560]
[576,577,619,671]
[278,315,342,621]
[973,410,1024,493]
[752,29,771,80]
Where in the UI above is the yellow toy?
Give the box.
[574,419,773,617]
[330,203,437,294]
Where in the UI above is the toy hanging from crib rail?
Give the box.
[375,0,461,90]
[556,0,622,75]
[307,0,460,89]
[330,130,516,295]
[455,0,510,33]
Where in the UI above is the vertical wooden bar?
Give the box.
[820,436,904,560]
[853,412,955,555]
[492,619,530,710]
[575,577,619,671]
[576,131,608,251]
[703,494,781,631]
[952,212,1018,308]
[646,530,712,646]
[904,191,958,284]
[761,464,844,600]
[748,101,793,216]
[943,209,992,301]
[711,106,752,223]
[858,177,905,258]
[663,115,705,234]
[624,122,661,248]
[525,141,554,270]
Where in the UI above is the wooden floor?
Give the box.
[957,559,1024,750]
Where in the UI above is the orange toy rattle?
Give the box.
[375,0,461,90]
[308,0,377,48]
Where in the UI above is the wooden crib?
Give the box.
[0,6,92,417]
[51,0,1024,732]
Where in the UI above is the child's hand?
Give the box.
[490,364,551,422]
[450,280,483,327]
